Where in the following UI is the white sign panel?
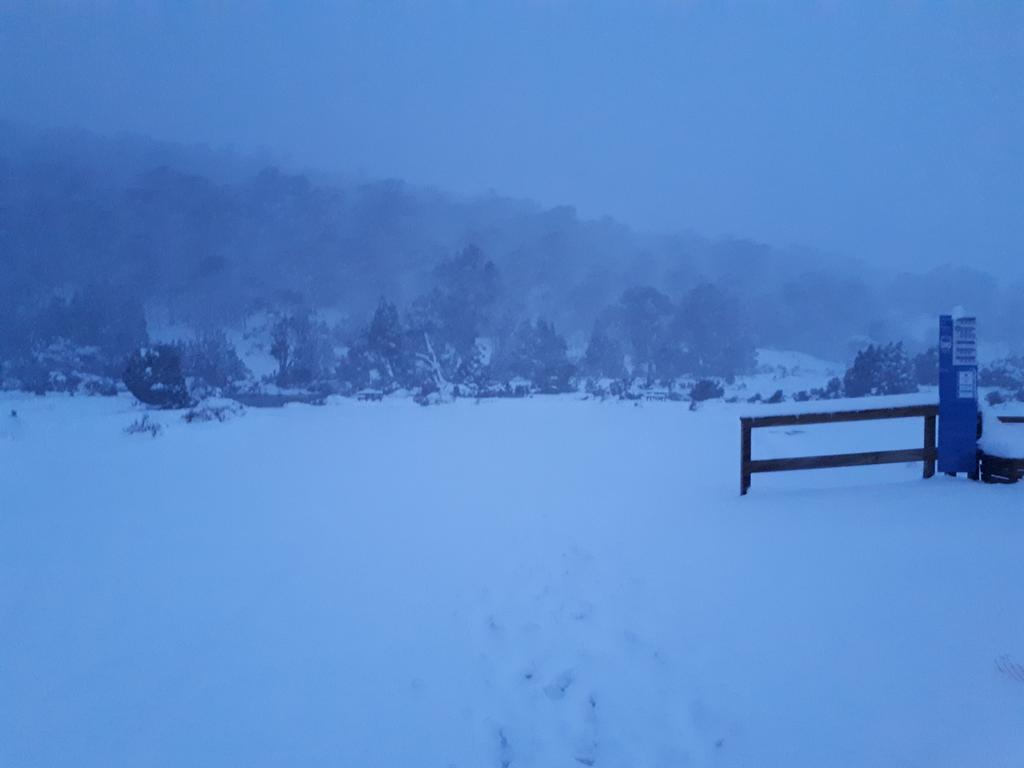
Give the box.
[957,370,976,400]
[953,317,977,367]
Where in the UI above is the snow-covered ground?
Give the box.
[2,393,1023,767]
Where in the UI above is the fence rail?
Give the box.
[740,404,938,495]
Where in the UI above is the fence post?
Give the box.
[923,413,936,479]
[740,418,752,495]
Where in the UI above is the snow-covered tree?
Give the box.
[843,342,917,397]
[343,299,413,392]
[673,283,756,379]
[176,331,250,393]
[269,311,333,389]
[581,324,627,380]
[618,286,674,384]
[492,319,574,393]
[407,245,500,386]
[123,345,191,409]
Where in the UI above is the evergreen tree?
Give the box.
[673,283,756,378]
[843,342,917,397]
[690,378,725,402]
[618,286,674,384]
[343,298,412,392]
[123,345,191,408]
[408,245,501,386]
[582,324,627,380]
[269,311,333,388]
[176,331,250,392]
[32,285,148,375]
[492,319,575,393]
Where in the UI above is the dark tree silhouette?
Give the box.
[123,345,191,408]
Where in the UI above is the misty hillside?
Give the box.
[1,122,1022,401]
[4,5,1024,767]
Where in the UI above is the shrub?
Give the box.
[182,397,245,423]
[979,357,1024,390]
[177,332,250,393]
[34,286,148,372]
[81,377,119,397]
[843,342,917,398]
[690,378,725,402]
[815,377,844,400]
[123,346,191,409]
[986,390,1007,407]
[124,414,162,437]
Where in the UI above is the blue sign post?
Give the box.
[938,315,979,477]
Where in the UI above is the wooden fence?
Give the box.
[740,404,939,495]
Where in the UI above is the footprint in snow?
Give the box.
[542,669,575,700]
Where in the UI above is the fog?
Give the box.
[5,8,1024,764]
[3,1,1021,272]
[2,2,1023,402]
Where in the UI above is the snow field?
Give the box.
[1,393,1023,767]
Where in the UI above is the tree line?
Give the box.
[3,123,1024,406]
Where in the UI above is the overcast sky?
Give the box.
[2,1,1021,272]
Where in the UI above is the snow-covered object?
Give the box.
[979,416,1024,458]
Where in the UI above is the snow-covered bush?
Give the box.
[34,286,148,372]
[182,397,245,424]
[80,376,119,397]
[690,378,724,402]
[980,357,1024,390]
[986,390,1007,406]
[176,331,250,395]
[816,376,844,400]
[4,356,55,395]
[793,377,844,402]
[123,346,191,409]
[583,377,627,400]
[843,342,917,397]
[3,339,121,396]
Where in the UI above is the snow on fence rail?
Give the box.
[740,404,939,495]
